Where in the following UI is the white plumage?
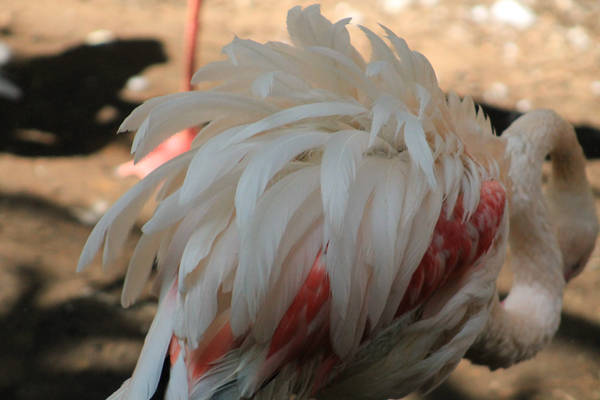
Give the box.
[78,4,597,400]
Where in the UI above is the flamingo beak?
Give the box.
[564,260,585,282]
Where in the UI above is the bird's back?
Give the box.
[79,5,509,400]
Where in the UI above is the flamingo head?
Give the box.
[558,213,598,282]
[548,178,598,282]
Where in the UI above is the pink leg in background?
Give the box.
[117,0,202,178]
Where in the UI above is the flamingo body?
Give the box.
[78,5,596,400]
[166,180,505,399]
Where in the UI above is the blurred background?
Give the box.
[0,0,599,399]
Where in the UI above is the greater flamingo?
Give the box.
[78,5,598,399]
[116,0,202,178]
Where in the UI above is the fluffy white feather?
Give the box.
[77,5,506,400]
[179,188,234,292]
[132,93,275,162]
[178,141,253,207]
[77,151,194,272]
[378,163,442,329]
[366,157,406,327]
[145,165,243,234]
[235,130,328,232]
[379,25,416,82]
[252,192,323,343]
[250,71,312,99]
[306,46,377,99]
[223,36,298,73]
[225,101,366,148]
[120,93,192,135]
[191,60,252,85]
[397,110,436,187]
[231,165,320,335]
[178,219,239,344]
[328,157,387,356]
[122,284,176,400]
[122,230,164,307]
[320,129,371,234]
[165,342,189,400]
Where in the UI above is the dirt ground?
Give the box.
[1,0,599,399]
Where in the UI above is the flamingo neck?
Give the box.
[466,212,565,369]
[466,110,589,369]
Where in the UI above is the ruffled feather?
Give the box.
[78,5,504,400]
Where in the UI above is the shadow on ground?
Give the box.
[425,380,541,400]
[0,266,139,399]
[0,192,147,400]
[423,311,600,400]
[0,39,166,156]
[555,311,600,355]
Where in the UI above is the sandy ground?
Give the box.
[0,0,599,399]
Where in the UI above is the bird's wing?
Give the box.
[162,176,506,400]
[77,5,509,400]
[78,148,505,400]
